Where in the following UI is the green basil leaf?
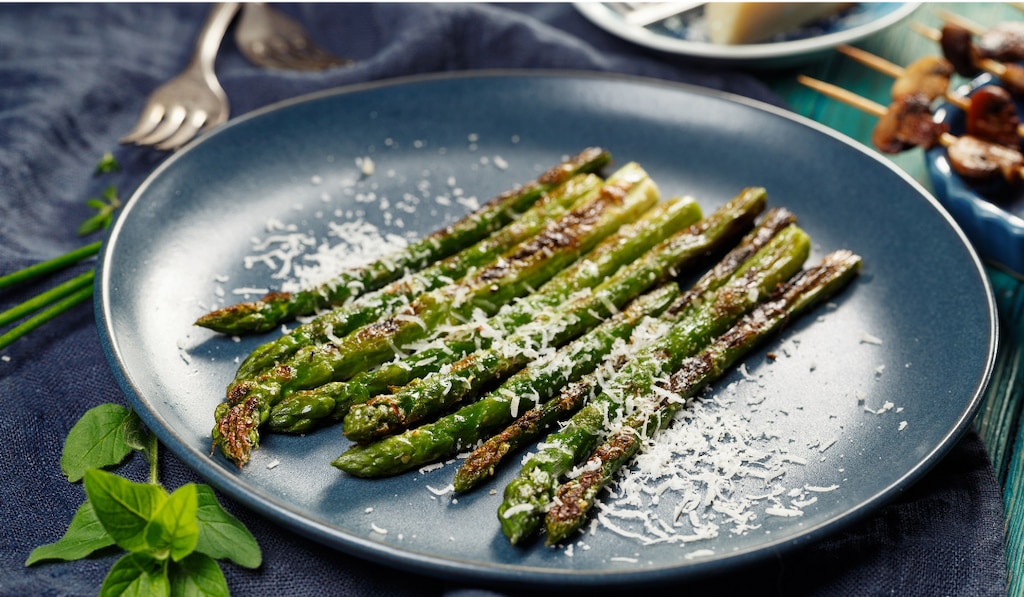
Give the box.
[25,501,116,565]
[168,552,230,597]
[146,484,199,562]
[62,404,147,482]
[193,485,262,569]
[99,552,170,597]
[85,469,167,553]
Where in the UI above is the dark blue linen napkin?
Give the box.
[0,4,1005,596]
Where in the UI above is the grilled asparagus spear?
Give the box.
[195,147,611,334]
[497,224,810,544]
[543,250,862,545]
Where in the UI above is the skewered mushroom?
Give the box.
[940,23,981,77]
[871,93,948,153]
[966,85,1022,147]
[947,134,1024,183]
[891,55,956,101]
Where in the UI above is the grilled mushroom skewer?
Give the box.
[798,75,1024,184]
[912,20,1024,95]
[837,44,1024,146]
[935,9,1024,63]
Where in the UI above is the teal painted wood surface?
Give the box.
[763,3,1024,594]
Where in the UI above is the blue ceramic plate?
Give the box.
[97,72,996,589]
[575,3,919,68]
[927,72,1024,276]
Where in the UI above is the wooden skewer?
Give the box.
[798,74,1024,179]
[910,20,1013,81]
[933,8,987,35]
[836,44,1024,138]
[837,44,968,110]
[796,75,886,116]
[835,44,903,79]
[796,75,956,146]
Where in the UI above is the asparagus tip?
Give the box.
[343,399,403,443]
[212,396,262,468]
[195,291,293,334]
[194,302,264,334]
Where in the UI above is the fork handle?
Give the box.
[188,2,240,78]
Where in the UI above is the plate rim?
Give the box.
[574,2,920,65]
[96,69,998,589]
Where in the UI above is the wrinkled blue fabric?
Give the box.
[0,4,1006,596]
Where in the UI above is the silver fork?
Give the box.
[120,3,239,151]
[234,3,352,71]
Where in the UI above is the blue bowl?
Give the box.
[927,72,1024,275]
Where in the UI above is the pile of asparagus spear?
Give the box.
[197,147,861,546]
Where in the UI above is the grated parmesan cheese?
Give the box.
[501,503,534,518]
[357,156,375,176]
[586,385,843,547]
[860,332,883,345]
[805,484,839,492]
[426,483,454,496]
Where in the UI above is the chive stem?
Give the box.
[0,241,102,291]
[0,285,94,350]
[0,270,95,328]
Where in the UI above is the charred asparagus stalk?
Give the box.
[543,250,862,545]
[338,188,767,444]
[497,224,811,545]
[454,206,797,492]
[195,147,612,334]
[213,163,657,467]
[231,172,604,382]
[268,194,703,434]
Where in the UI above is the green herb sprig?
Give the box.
[79,185,122,236]
[26,404,262,596]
